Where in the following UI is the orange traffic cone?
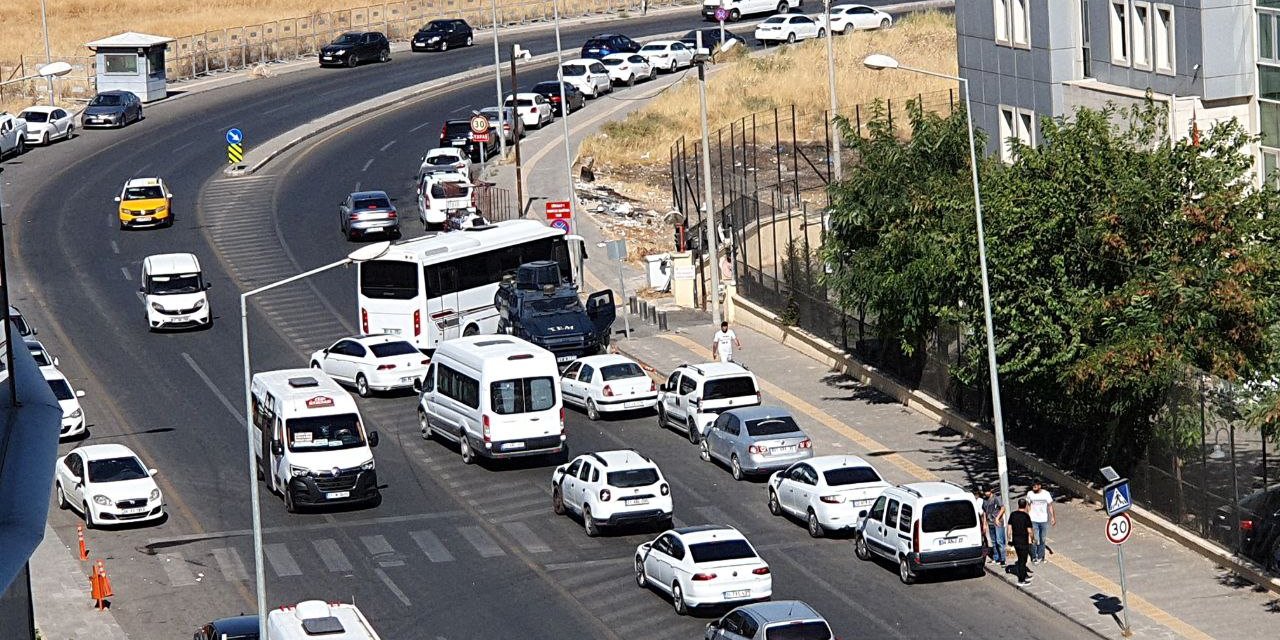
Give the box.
[77,525,88,561]
[91,560,113,611]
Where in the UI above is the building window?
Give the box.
[1154,5,1174,74]
[1132,2,1151,70]
[1261,101,1280,145]
[1261,65,1280,101]
[994,0,1010,45]
[1262,11,1278,63]
[1111,1,1130,65]
[994,0,1030,48]
[998,105,1035,163]
[1264,148,1280,187]
[1081,0,1092,77]
[103,53,137,75]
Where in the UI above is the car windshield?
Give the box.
[704,376,758,399]
[608,468,660,488]
[124,186,164,200]
[370,341,419,357]
[47,379,74,400]
[640,44,666,52]
[921,501,978,533]
[148,273,202,295]
[353,196,392,209]
[765,622,832,640]
[9,313,32,336]
[87,456,149,482]
[20,111,48,122]
[823,466,883,486]
[332,33,362,44]
[30,347,53,366]
[490,377,556,414]
[287,413,365,451]
[601,363,645,381]
[689,539,756,563]
[90,94,122,106]
[561,64,587,76]
[528,297,582,314]
[746,416,802,437]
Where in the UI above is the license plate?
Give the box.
[326,491,350,499]
[400,376,414,383]
[452,140,466,146]
[770,445,797,454]
[384,328,401,335]
[624,401,646,408]
[937,536,964,546]
[625,498,648,506]
[854,499,874,507]
[556,355,575,363]
[169,315,189,323]
[120,507,147,515]
[501,441,526,451]
[135,216,152,222]
[723,589,750,598]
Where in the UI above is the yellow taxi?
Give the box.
[116,177,173,229]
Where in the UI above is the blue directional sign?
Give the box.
[226,128,243,145]
[1104,480,1132,517]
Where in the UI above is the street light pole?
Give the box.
[240,243,391,640]
[490,0,507,157]
[510,44,524,213]
[552,0,577,233]
[39,0,55,107]
[823,0,840,182]
[0,169,17,404]
[696,32,722,326]
[862,54,1010,518]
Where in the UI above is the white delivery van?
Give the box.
[267,600,381,640]
[141,253,211,330]
[251,370,381,512]
[701,0,800,21]
[417,335,565,463]
[416,170,474,229]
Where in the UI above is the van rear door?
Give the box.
[919,498,981,550]
[485,374,561,453]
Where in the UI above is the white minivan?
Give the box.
[141,252,211,330]
[417,335,565,463]
[702,0,801,21]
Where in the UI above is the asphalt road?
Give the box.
[3,2,1078,638]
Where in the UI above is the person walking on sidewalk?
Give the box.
[711,321,741,364]
[982,486,1007,565]
[1008,498,1034,586]
[1027,481,1056,563]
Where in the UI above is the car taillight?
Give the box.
[650,381,657,392]
[799,438,812,449]
[748,444,766,454]
[361,308,368,333]
[421,359,430,365]
[440,124,447,139]
[387,210,397,218]
[913,519,921,555]
[550,95,561,102]
[413,309,421,336]
[820,495,846,504]
[560,406,565,426]
[349,213,360,220]
[600,489,611,501]
[603,384,614,397]
[1241,518,1256,534]
[482,414,491,442]
[660,483,670,496]
[377,364,396,370]
[752,566,770,575]
[691,572,716,581]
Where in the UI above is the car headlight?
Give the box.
[429,36,440,42]
[289,465,311,477]
[193,298,206,310]
[69,408,82,419]
[93,495,112,506]
[360,459,375,471]
[150,488,161,501]
[333,49,346,56]
[156,205,167,212]
[150,302,165,312]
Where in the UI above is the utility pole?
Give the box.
[489,0,506,156]
[40,0,55,107]
[696,32,722,326]
[552,0,577,233]
[823,0,840,181]
[0,169,17,404]
[510,44,524,212]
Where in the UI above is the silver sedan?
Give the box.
[700,406,813,480]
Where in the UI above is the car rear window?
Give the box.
[490,377,556,414]
[561,64,587,76]
[607,468,659,488]
[446,121,472,135]
[20,111,48,122]
[47,379,74,401]
[765,621,832,640]
[426,154,460,165]
[689,539,756,563]
[640,44,666,52]
[370,341,419,358]
[704,376,757,400]
[921,501,978,533]
[823,466,883,486]
[360,260,419,300]
[745,416,802,437]
[353,196,392,209]
[601,58,622,66]
[584,39,610,49]
[601,363,645,381]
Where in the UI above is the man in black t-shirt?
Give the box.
[1007,498,1034,586]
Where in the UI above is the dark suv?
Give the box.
[580,33,641,59]
[319,31,390,67]
[530,81,586,116]
[440,119,499,162]
[413,19,474,51]
[1215,484,1280,571]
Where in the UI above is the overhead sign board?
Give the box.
[1106,512,1132,545]
[1104,479,1132,517]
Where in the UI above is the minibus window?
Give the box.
[490,377,555,414]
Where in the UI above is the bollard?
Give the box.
[628,295,638,315]
[647,305,658,324]
[658,310,668,331]
[639,300,649,322]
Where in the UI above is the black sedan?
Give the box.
[412,19,474,51]
[319,31,390,67]
[529,81,586,116]
[81,90,142,129]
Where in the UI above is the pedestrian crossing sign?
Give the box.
[1104,480,1131,517]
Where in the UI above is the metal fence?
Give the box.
[474,182,516,222]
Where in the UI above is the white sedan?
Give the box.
[43,366,86,439]
[504,92,555,129]
[309,334,429,397]
[601,53,656,86]
[561,355,658,420]
[635,525,772,615]
[55,444,164,528]
[820,4,893,33]
[418,147,469,178]
[19,106,75,145]
[26,339,60,370]
[768,455,890,537]
[755,15,822,44]
[638,40,695,72]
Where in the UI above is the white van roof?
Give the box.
[252,369,358,415]
[143,252,200,276]
[896,481,970,500]
[379,219,560,265]
[434,335,557,373]
[266,600,381,640]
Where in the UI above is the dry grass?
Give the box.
[578,11,957,168]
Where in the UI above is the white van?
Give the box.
[267,600,381,640]
[251,370,381,512]
[854,481,985,584]
[141,252,211,330]
[416,170,474,229]
[417,335,565,463]
[701,0,801,21]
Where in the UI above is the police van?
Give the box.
[252,370,381,512]
[266,600,381,640]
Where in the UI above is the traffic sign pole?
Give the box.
[1105,504,1134,636]
[1117,543,1132,637]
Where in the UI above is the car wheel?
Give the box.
[657,406,667,429]
[56,483,69,510]
[880,18,890,29]
[14,139,24,155]
[672,582,688,615]
[807,510,824,538]
[787,32,797,44]
[586,399,600,421]
[466,35,474,46]
[379,48,390,62]
[730,455,744,481]
[66,124,75,139]
[777,1,788,13]
[553,485,566,515]
[699,440,711,462]
[583,505,600,537]
[40,132,49,146]
[346,54,358,68]
[767,489,782,516]
[355,374,371,398]
[669,60,677,72]
[83,502,97,529]
[459,432,475,464]
[419,408,432,440]
[899,557,916,584]
[441,40,449,52]
[730,8,741,20]
[855,534,872,560]
[635,557,647,588]
[686,417,699,444]
[284,487,298,513]
[818,28,826,38]
[463,324,479,337]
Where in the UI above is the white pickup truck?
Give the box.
[0,113,28,159]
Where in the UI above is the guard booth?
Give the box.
[84,32,174,102]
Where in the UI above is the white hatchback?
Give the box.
[55,443,164,528]
[560,58,613,98]
[504,92,555,129]
[638,40,695,72]
[601,53,656,85]
[42,366,86,439]
[310,334,429,397]
[561,354,657,420]
[767,455,890,537]
[635,525,772,615]
[552,450,673,535]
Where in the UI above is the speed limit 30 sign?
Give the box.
[1106,512,1132,545]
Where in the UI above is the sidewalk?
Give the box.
[30,523,130,640]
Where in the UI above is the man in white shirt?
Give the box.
[1026,482,1056,563]
[711,321,741,364]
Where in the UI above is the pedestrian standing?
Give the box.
[982,487,1007,565]
[1027,481,1056,563]
[711,320,741,364]
[1007,498,1034,586]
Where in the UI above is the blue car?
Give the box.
[580,33,641,59]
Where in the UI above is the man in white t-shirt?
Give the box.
[1026,482,1056,563]
[711,321,741,363]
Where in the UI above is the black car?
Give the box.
[529,81,586,116]
[412,19,474,51]
[580,33,641,59]
[194,615,259,640]
[680,28,747,54]
[440,119,499,162]
[1215,484,1280,571]
[319,31,390,67]
[81,90,142,128]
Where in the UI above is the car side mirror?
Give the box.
[204,283,212,290]
[53,356,60,366]
[113,196,121,202]
[149,468,158,476]
[138,286,144,293]
[75,390,86,398]
[368,431,380,447]
[706,621,720,632]
[270,441,284,456]
[31,328,37,335]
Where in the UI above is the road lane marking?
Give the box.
[313,538,354,573]
[379,140,397,152]
[120,266,131,281]
[362,158,374,172]
[145,509,468,545]
[458,526,505,558]
[110,240,120,254]
[409,121,433,132]
[410,529,455,563]
[361,534,405,567]
[264,543,302,577]
[211,547,250,582]
[501,521,551,553]
[158,552,198,586]
[373,567,412,607]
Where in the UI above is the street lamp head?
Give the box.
[37,61,72,78]
[347,241,392,262]
[862,54,900,71]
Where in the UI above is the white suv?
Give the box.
[854,481,985,584]
[657,363,760,444]
[552,450,673,536]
